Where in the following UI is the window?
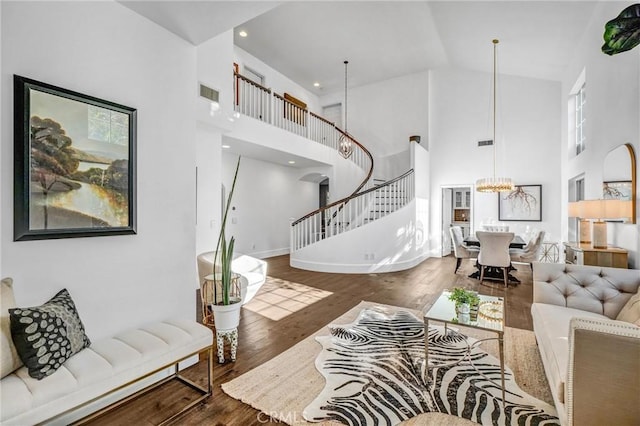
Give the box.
[575,177,584,201]
[568,175,585,242]
[243,65,264,86]
[575,83,586,155]
[88,105,128,146]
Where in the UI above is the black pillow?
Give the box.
[9,289,91,380]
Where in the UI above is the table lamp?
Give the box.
[568,201,591,244]
[580,200,607,248]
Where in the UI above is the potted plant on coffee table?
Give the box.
[448,287,480,314]
[204,157,243,332]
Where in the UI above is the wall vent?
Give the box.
[199,84,219,103]
[478,139,494,147]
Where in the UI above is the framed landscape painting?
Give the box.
[14,75,137,241]
[498,184,542,222]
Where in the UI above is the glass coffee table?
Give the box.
[423,290,506,404]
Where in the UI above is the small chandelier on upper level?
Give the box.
[338,60,354,159]
[476,39,514,193]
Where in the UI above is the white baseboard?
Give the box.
[248,247,289,259]
[290,253,430,274]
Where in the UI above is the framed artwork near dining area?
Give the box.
[498,184,542,221]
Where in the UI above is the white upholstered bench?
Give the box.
[0,319,214,425]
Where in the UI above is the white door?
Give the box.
[441,188,453,256]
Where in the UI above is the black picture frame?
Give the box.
[498,184,542,222]
[14,75,137,241]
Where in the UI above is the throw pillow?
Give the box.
[616,287,640,326]
[9,288,91,380]
[1,278,23,378]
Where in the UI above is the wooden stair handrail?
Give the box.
[233,70,376,228]
[291,168,414,229]
[309,110,336,126]
[321,167,412,228]
[352,169,414,197]
[292,130,374,226]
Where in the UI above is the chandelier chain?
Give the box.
[492,39,497,180]
[476,39,514,193]
[344,60,348,134]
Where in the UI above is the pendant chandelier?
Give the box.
[476,39,514,193]
[338,60,354,159]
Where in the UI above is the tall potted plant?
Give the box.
[207,157,242,331]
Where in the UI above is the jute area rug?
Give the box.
[221,301,553,426]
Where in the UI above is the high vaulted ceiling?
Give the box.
[120,1,613,95]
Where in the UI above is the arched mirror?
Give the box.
[603,143,636,223]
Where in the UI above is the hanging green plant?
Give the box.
[602,4,640,55]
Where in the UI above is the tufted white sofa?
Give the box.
[531,262,640,426]
[1,279,214,425]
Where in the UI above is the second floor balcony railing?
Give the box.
[234,72,371,174]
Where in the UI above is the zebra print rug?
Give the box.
[303,308,559,426]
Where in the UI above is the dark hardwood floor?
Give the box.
[86,254,535,425]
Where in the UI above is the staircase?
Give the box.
[365,176,412,223]
[234,71,417,269]
[291,170,415,250]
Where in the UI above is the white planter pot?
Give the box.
[456,303,471,314]
[211,301,242,331]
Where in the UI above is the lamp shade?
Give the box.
[604,199,632,219]
[580,200,606,219]
[568,201,582,218]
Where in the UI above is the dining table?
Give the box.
[463,234,527,283]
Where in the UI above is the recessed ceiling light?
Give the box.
[288,160,296,164]
[238,30,248,38]
[313,82,320,87]
[222,144,230,149]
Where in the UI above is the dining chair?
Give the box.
[510,230,546,269]
[450,226,480,273]
[482,225,510,232]
[476,231,515,287]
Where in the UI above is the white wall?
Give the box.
[234,47,322,113]
[561,1,640,268]
[429,68,561,255]
[1,1,197,340]
[0,1,3,279]
[377,150,411,181]
[412,141,431,260]
[195,123,223,260]
[221,152,319,258]
[197,30,236,127]
[195,30,235,266]
[320,71,429,159]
